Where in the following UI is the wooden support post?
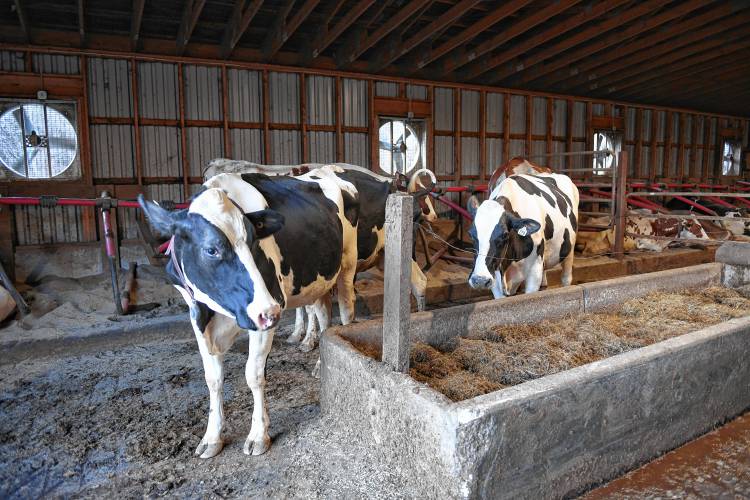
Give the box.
[702,117,711,181]
[0,190,15,283]
[222,65,231,158]
[454,89,461,182]
[545,97,553,159]
[427,85,434,172]
[368,79,376,170]
[336,76,343,162]
[525,96,532,156]
[262,70,271,163]
[585,101,593,181]
[565,98,573,170]
[635,108,643,179]
[479,90,486,181]
[678,113,686,179]
[690,114,698,179]
[664,111,673,178]
[503,92,510,162]
[650,111,659,182]
[382,193,413,374]
[177,62,189,200]
[300,73,308,162]
[614,150,628,260]
[131,58,143,186]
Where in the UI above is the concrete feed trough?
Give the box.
[320,260,750,499]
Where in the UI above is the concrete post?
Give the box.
[382,193,413,373]
[716,241,750,287]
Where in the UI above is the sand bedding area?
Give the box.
[353,286,750,402]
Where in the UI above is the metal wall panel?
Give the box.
[228,69,262,122]
[709,118,717,145]
[671,113,680,139]
[655,111,666,140]
[642,110,652,139]
[486,93,503,133]
[461,137,479,176]
[509,95,526,134]
[138,62,178,119]
[344,132,368,167]
[669,147,679,177]
[626,144,636,177]
[141,126,182,177]
[183,65,221,121]
[509,139,525,158]
[572,102,586,137]
[531,140,546,158]
[307,75,335,126]
[270,130,301,164]
[434,136,454,175]
[486,137,503,171]
[32,53,80,74]
[146,183,184,203]
[461,90,479,133]
[269,72,300,124]
[342,78,367,127]
[570,141,585,170]
[592,103,605,116]
[434,88,453,131]
[406,84,427,100]
[683,115,692,145]
[231,129,264,163]
[655,146,665,177]
[553,100,566,137]
[118,206,139,241]
[532,97,546,135]
[187,127,224,176]
[625,108,636,141]
[90,124,135,178]
[375,81,399,97]
[14,205,84,245]
[694,145,703,175]
[551,141,566,170]
[0,51,24,71]
[642,146,651,174]
[88,58,132,117]
[308,131,336,163]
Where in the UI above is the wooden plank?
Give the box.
[703,116,712,180]
[336,76,343,162]
[635,108,643,179]
[427,85,434,173]
[263,0,319,59]
[0,73,83,97]
[546,97,553,159]
[222,65,231,158]
[79,54,97,242]
[479,90,486,181]
[221,0,265,59]
[373,97,431,116]
[650,111,659,181]
[300,73,308,162]
[585,101,592,181]
[566,98,573,170]
[131,58,143,186]
[664,111,673,178]
[503,92,510,162]
[178,62,189,199]
[678,113,686,179]
[690,114,699,179]
[130,0,146,51]
[177,0,207,56]
[454,89,461,182]
[525,95,532,156]
[309,0,376,61]
[369,80,377,170]
[262,69,271,162]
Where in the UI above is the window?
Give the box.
[378,117,426,175]
[0,100,81,180]
[721,139,742,176]
[592,130,622,176]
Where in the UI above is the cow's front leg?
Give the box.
[286,308,305,344]
[193,327,226,459]
[410,260,428,311]
[491,270,504,299]
[244,327,275,456]
[524,257,544,294]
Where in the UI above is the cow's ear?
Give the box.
[466,195,480,219]
[138,194,189,236]
[246,209,285,239]
[510,217,541,237]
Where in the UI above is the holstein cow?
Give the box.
[486,157,553,192]
[467,172,579,298]
[203,159,439,350]
[139,166,358,459]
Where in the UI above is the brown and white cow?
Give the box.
[487,157,553,193]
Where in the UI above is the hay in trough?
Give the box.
[351,287,750,402]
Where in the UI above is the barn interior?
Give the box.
[0,1,749,497]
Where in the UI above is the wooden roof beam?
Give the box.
[308,1,377,61]
[410,1,532,71]
[336,0,433,68]
[176,0,207,56]
[456,0,625,80]
[442,0,584,77]
[130,0,146,51]
[494,0,711,86]
[550,4,749,91]
[320,0,348,30]
[369,0,481,73]
[221,0,264,59]
[13,0,30,43]
[263,0,321,60]
[638,66,750,112]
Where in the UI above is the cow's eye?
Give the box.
[204,247,220,259]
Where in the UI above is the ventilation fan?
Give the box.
[593,131,614,173]
[721,140,741,176]
[378,119,422,175]
[0,102,79,179]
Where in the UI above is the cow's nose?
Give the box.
[256,305,281,330]
[469,274,492,289]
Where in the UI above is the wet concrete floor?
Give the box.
[584,412,750,498]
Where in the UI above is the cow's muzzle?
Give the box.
[468,274,493,290]
[255,305,281,330]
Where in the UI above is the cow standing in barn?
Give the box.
[467,170,579,298]
[139,166,358,459]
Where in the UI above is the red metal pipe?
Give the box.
[436,195,473,221]
[702,195,737,210]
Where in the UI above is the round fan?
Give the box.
[722,140,740,176]
[593,132,613,171]
[378,120,420,175]
[0,103,78,179]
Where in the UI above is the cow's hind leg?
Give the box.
[410,260,427,311]
[300,299,327,352]
[561,250,574,287]
[286,308,305,344]
[336,265,357,327]
[244,327,275,456]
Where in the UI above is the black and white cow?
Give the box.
[138,166,358,459]
[467,172,579,298]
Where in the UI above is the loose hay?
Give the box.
[351,287,750,402]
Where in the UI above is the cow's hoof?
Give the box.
[286,333,302,344]
[299,340,316,353]
[195,440,223,459]
[243,434,271,456]
[311,359,321,379]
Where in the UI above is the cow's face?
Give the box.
[467,199,540,292]
[139,189,284,331]
[408,169,438,222]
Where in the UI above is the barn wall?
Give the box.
[0,50,748,247]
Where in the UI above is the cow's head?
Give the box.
[467,198,540,294]
[138,189,284,331]
[407,168,438,222]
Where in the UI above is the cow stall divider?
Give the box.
[0,195,189,316]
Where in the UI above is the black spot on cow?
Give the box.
[511,175,556,208]
[537,176,571,217]
[339,189,360,228]
[569,211,577,232]
[559,228,572,261]
[544,214,554,241]
[536,239,545,258]
[309,175,321,180]
[241,173,344,296]
[190,301,215,333]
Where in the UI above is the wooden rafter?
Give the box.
[321,0,348,30]
[412,1,532,71]
[176,0,207,56]
[444,0,583,77]
[370,0,481,73]
[263,0,321,59]
[551,5,749,90]
[309,1,377,60]
[13,0,30,43]
[336,0,432,67]
[130,0,146,51]
[78,0,86,47]
[221,0,265,59]
[496,0,709,86]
